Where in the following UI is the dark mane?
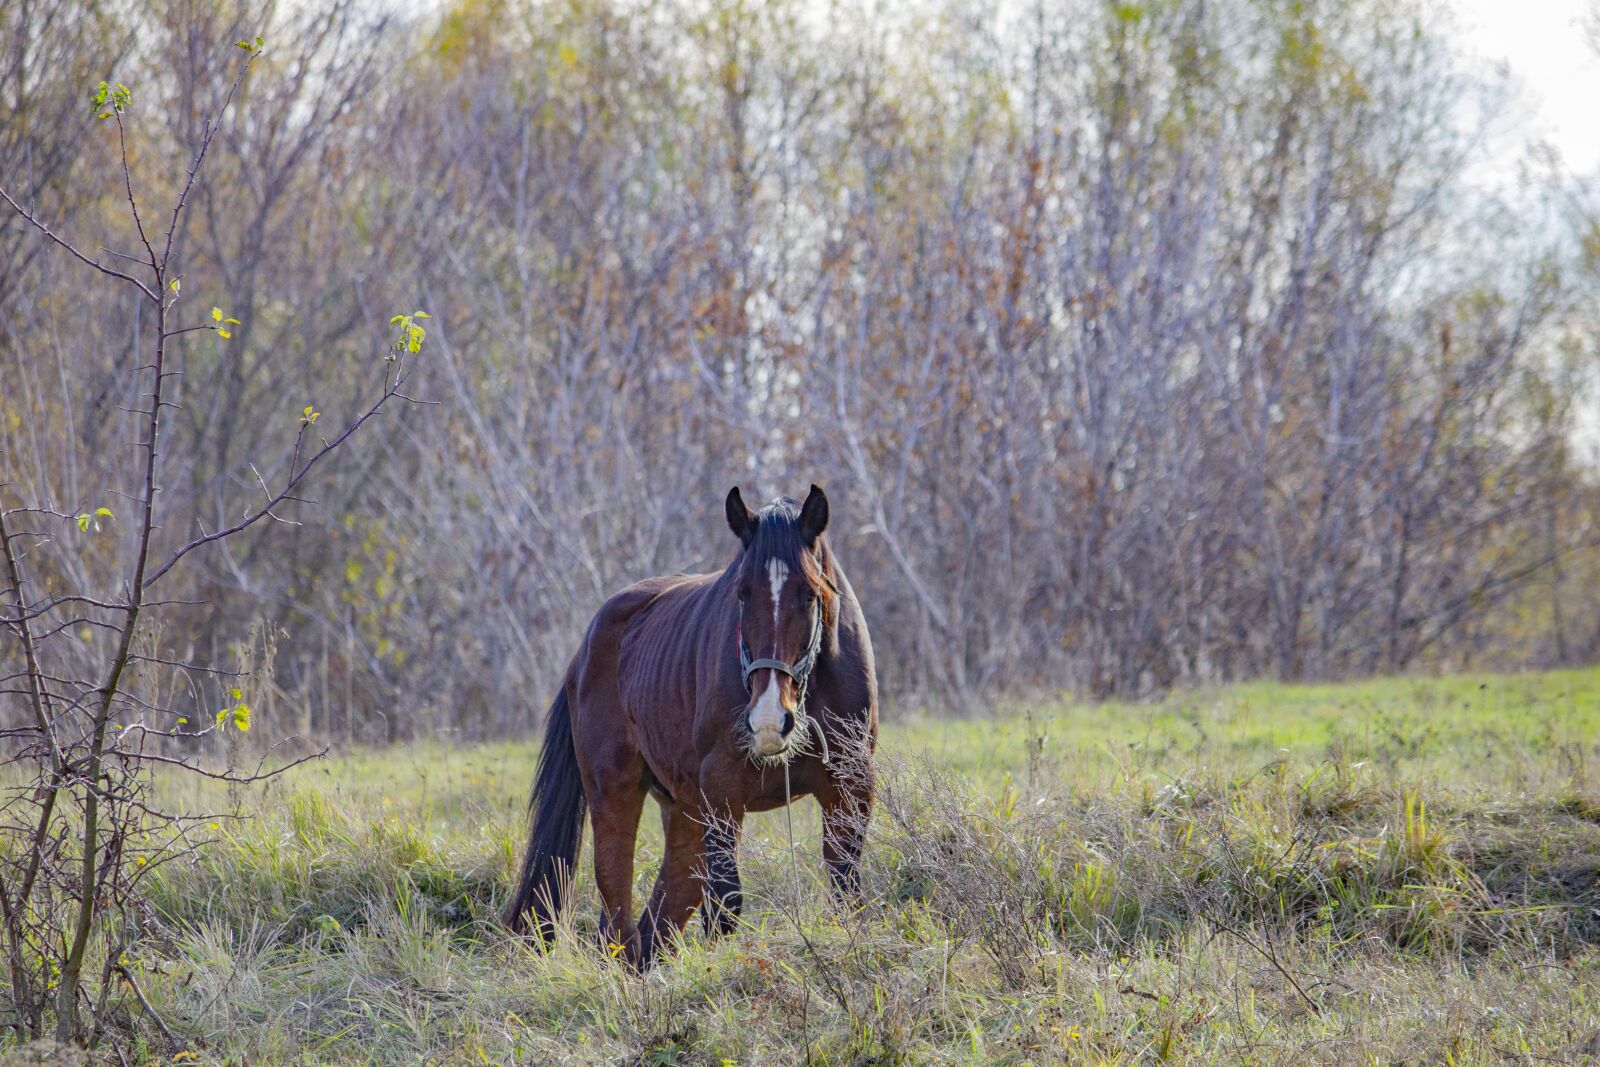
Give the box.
[740,498,826,587]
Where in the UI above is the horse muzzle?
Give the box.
[746,687,798,757]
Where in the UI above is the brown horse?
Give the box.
[503,485,878,967]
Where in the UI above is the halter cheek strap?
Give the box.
[736,606,831,764]
[737,603,824,704]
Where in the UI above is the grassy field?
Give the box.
[84,669,1600,1063]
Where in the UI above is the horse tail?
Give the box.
[503,687,587,939]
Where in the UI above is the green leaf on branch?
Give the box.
[89,80,131,118]
[388,310,430,357]
[75,506,114,533]
[214,689,252,732]
[212,307,242,340]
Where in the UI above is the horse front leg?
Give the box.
[700,809,745,936]
[818,761,876,905]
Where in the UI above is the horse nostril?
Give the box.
[780,711,795,737]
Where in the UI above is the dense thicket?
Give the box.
[3,0,1597,739]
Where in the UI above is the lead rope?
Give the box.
[782,752,814,1066]
[810,715,831,765]
[783,758,797,880]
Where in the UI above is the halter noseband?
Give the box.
[737,600,825,706]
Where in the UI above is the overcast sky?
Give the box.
[1453,0,1600,177]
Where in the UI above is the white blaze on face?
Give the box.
[767,558,788,633]
[747,559,791,753]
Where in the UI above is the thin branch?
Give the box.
[159,54,256,266]
[0,186,157,302]
[127,745,328,783]
[0,595,131,626]
[143,357,412,588]
[1205,914,1322,1017]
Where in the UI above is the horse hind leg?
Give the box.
[589,775,648,966]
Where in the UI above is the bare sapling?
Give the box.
[0,36,428,1049]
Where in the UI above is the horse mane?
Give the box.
[740,498,829,592]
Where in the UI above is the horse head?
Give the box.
[724,484,836,760]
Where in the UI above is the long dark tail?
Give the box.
[503,688,586,939]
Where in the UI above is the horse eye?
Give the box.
[737,586,750,602]
[802,588,816,605]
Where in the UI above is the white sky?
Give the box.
[1452,0,1600,176]
[1449,1,1600,465]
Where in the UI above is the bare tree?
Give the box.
[0,38,423,1045]
[3,0,1593,750]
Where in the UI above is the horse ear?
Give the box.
[799,484,828,545]
[725,487,756,547]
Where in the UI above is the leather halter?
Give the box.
[736,599,824,707]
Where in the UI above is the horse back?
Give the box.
[568,571,728,745]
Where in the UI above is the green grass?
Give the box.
[909,667,1600,783]
[83,668,1600,1062]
